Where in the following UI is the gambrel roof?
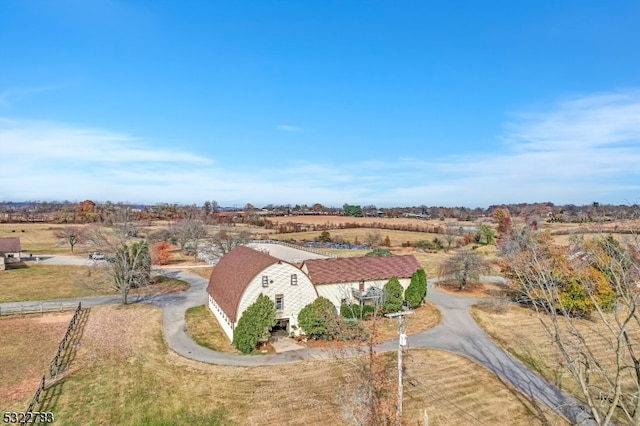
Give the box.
[206,246,281,322]
[302,255,421,285]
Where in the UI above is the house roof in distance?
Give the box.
[206,245,281,322]
[303,254,421,285]
[0,237,21,255]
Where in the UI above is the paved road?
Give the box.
[1,255,593,424]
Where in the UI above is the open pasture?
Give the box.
[0,223,73,254]
[0,304,566,425]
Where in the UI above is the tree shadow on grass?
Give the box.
[37,307,91,414]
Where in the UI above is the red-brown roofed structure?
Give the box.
[0,237,21,256]
[302,255,421,285]
[206,245,280,322]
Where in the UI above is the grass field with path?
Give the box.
[1,304,566,425]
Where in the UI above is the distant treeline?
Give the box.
[1,200,639,224]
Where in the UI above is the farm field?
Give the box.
[266,215,466,228]
[0,223,74,254]
[0,304,567,425]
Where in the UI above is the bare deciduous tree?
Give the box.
[438,249,488,290]
[209,228,251,254]
[501,227,640,425]
[441,224,460,252]
[55,225,85,253]
[170,217,208,261]
[85,209,151,304]
[340,311,396,426]
[364,230,382,247]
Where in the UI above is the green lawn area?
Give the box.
[0,264,188,303]
[184,305,240,354]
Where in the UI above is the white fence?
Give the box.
[0,302,80,317]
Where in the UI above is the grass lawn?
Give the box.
[0,264,188,303]
[173,266,214,280]
[0,304,567,425]
[184,305,239,354]
[472,303,640,424]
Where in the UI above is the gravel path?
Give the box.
[0,255,594,424]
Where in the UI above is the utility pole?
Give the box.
[385,310,414,426]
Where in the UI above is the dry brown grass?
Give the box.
[0,223,77,254]
[472,305,570,389]
[472,303,640,416]
[267,215,464,228]
[0,265,112,302]
[0,311,73,410]
[0,264,188,302]
[185,305,239,354]
[435,280,510,298]
[267,228,444,247]
[403,349,569,425]
[0,304,567,425]
[171,266,214,280]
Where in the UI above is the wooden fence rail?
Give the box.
[20,376,46,425]
[49,302,82,378]
[18,302,82,425]
[0,302,80,317]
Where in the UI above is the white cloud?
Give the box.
[2,89,640,207]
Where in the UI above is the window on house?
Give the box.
[275,294,284,311]
[262,276,269,287]
[291,274,297,285]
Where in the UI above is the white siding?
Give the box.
[235,262,317,336]
[208,294,234,341]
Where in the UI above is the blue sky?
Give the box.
[2,1,640,208]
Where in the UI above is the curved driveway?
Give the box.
[1,256,593,424]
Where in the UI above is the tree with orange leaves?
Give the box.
[150,241,172,265]
[492,207,512,235]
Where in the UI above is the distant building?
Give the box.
[0,237,21,271]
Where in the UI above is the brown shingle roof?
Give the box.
[206,246,280,322]
[303,255,421,285]
[0,237,21,256]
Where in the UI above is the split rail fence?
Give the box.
[20,302,82,426]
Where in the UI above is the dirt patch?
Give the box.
[0,312,73,410]
[435,280,509,298]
